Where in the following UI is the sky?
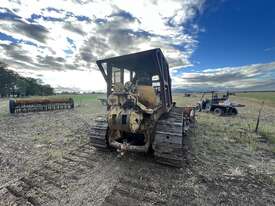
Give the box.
[0,0,274,92]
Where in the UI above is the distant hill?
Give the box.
[54,86,82,94]
[172,87,275,93]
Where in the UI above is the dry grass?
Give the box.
[237,92,275,105]
[174,93,275,154]
[1,92,275,205]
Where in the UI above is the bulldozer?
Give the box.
[90,49,195,167]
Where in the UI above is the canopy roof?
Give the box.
[96,48,167,73]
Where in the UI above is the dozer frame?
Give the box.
[90,48,195,167]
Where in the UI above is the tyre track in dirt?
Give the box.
[101,152,195,206]
[0,143,119,206]
[100,129,196,206]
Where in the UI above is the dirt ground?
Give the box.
[0,94,275,206]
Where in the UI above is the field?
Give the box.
[0,93,275,205]
[237,92,275,106]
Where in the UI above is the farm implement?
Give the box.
[9,97,74,113]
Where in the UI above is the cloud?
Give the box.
[264,46,275,52]
[0,0,205,91]
[0,43,33,62]
[13,21,49,43]
[63,22,86,35]
[0,1,274,92]
[172,62,275,91]
[0,7,49,43]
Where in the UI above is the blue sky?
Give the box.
[191,0,275,69]
[0,0,274,92]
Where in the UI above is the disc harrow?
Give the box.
[9,97,74,113]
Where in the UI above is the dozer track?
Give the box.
[153,107,187,168]
[90,116,109,149]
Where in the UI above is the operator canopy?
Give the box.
[96,48,168,75]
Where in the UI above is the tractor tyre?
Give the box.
[214,108,223,116]
[231,108,238,115]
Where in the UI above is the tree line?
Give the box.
[0,62,54,97]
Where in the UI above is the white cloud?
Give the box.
[0,0,205,91]
[172,61,275,91]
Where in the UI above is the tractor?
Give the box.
[90,49,195,167]
[196,91,242,116]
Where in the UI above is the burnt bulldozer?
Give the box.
[90,49,195,167]
[9,97,74,113]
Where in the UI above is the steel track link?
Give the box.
[102,174,166,206]
[90,116,109,149]
[153,107,186,167]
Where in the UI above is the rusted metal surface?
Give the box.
[96,48,172,112]
[15,97,73,105]
[109,138,150,153]
[9,97,74,113]
[89,116,109,149]
[90,49,195,167]
[153,106,195,167]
